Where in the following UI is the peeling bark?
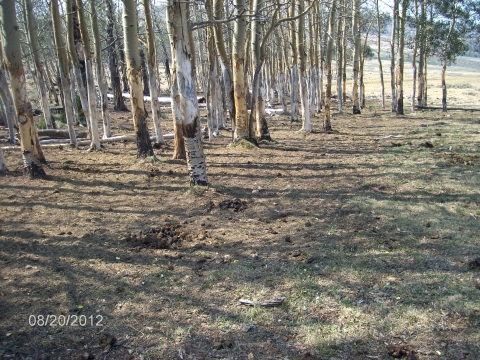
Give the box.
[166,5,186,160]
[167,0,207,184]
[1,0,46,177]
[122,0,154,158]
[232,0,249,141]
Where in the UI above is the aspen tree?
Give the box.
[167,0,207,185]
[213,0,234,126]
[232,0,251,140]
[76,0,101,150]
[411,0,418,112]
[206,0,219,141]
[289,2,300,123]
[352,0,361,114]
[122,0,154,158]
[336,0,344,113]
[316,1,324,112]
[24,0,53,129]
[106,0,128,111]
[0,37,16,143]
[90,0,112,138]
[251,0,271,140]
[375,0,385,108]
[1,0,46,177]
[417,0,426,106]
[166,3,186,160]
[396,0,408,115]
[390,0,398,112]
[275,30,288,113]
[360,18,374,109]
[307,11,315,116]
[324,0,336,131]
[312,3,321,113]
[439,2,463,113]
[51,0,77,146]
[66,0,88,129]
[143,0,165,145]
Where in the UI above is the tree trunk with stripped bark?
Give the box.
[1,0,46,177]
[122,0,154,158]
[167,0,207,185]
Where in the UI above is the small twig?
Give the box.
[239,297,285,307]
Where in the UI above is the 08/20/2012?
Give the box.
[28,314,103,327]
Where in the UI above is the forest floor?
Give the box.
[3,41,480,359]
[1,96,480,360]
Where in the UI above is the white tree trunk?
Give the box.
[52,0,77,146]
[90,0,111,138]
[352,0,361,114]
[76,0,100,150]
[85,61,101,149]
[168,0,207,185]
[1,0,46,177]
[25,0,54,129]
[297,0,311,132]
[277,69,287,113]
[290,65,299,121]
[216,56,226,128]
[299,73,311,132]
[0,62,17,143]
[143,0,165,144]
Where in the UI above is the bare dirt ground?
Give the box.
[1,58,480,359]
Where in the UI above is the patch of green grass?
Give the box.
[146,155,161,164]
[229,139,257,149]
[184,185,208,197]
[36,116,47,130]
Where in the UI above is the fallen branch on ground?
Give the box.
[416,105,480,112]
[375,135,403,141]
[1,134,174,150]
[239,297,285,307]
[37,129,88,139]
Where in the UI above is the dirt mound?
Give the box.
[219,198,248,212]
[124,225,191,249]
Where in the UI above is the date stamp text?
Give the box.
[28,314,104,327]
